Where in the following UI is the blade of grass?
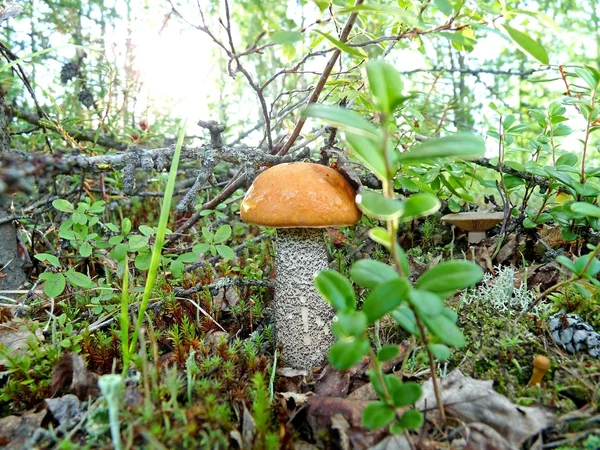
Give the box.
[120,254,130,376]
[128,120,187,356]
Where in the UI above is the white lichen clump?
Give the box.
[460,266,548,315]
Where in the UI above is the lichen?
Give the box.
[459,265,549,316]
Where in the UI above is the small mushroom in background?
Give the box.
[241,162,361,370]
[441,212,505,243]
[528,355,551,386]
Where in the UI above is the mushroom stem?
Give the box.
[275,228,335,369]
[468,231,486,244]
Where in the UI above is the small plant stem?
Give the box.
[533,189,553,223]
[366,347,407,424]
[380,120,446,423]
[120,255,130,377]
[580,88,597,185]
[414,316,446,423]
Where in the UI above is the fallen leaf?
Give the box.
[367,434,412,450]
[242,404,256,450]
[460,422,514,450]
[416,370,555,448]
[315,364,350,398]
[494,233,518,265]
[51,353,99,400]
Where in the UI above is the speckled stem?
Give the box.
[275,228,335,369]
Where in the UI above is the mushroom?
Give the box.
[241,162,362,369]
[441,212,505,244]
[528,355,551,386]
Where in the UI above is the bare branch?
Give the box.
[276,0,365,156]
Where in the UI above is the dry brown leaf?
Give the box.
[459,422,514,450]
[494,233,518,265]
[315,364,350,397]
[51,353,99,400]
[242,403,256,450]
[416,370,555,448]
[367,434,412,450]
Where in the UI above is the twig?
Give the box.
[276,0,365,156]
[174,277,274,297]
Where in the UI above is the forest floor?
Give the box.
[0,216,599,450]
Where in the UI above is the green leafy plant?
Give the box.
[305,60,485,429]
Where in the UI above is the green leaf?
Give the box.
[390,381,422,407]
[350,259,398,289]
[556,153,578,167]
[400,193,440,221]
[366,60,406,114]
[434,0,453,14]
[109,235,123,245]
[421,314,466,347]
[177,252,198,263]
[313,30,366,58]
[377,344,400,362]
[65,269,94,288]
[501,24,549,65]
[356,189,404,219]
[40,272,66,298]
[52,199,74,213]
[362,278,410,324]
[121,218,132,235]
[79,242,93,258]
[128,235,149,251]
[329,338,369,370]
[362,402,395,430]
[134,251,152,271]
[138,225,154,237]
[416,260,483,295]
[395,244,410,278]
[575,254,600,278]
[35,253,61,268]
[315,270,356,311]
[571,202,600,218]
[170,259,184,278]
[397,409,424,430]
[556,255,576,273]
[311,0,328,12]
[193,243,211,254]
[427,343,451,360]
[346,132,387,180]
[574,67,599,90]
[215,244,235,260]
[368,227,391,248]
[110,243,128,262]
[391,306,419,335]
[408,290,443,317]
[397,134,485,162]
[271,30,303,45]
[332,311,368,338]
[213,225,232,243]
[573,282,591,299]
[302,104,379,138]
[72,211,87,225]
